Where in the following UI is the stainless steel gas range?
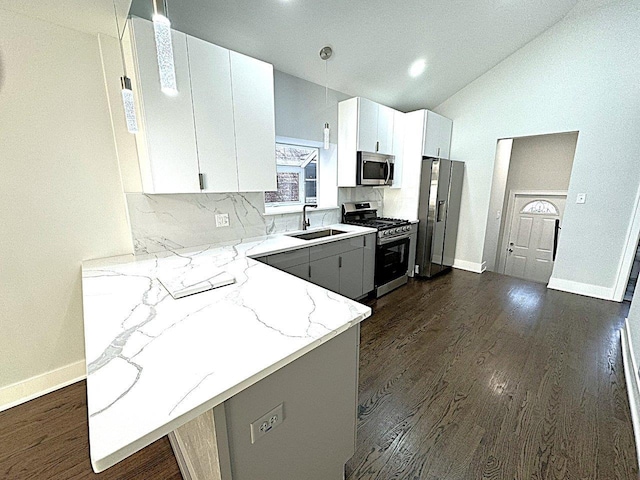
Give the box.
[342,202,416,297]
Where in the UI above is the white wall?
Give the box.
[435,0,640,298]
[0,9,133,409]
[483,139,513,271]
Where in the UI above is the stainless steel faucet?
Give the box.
[302,204,318,230]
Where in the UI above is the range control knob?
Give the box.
[404,226,410,232]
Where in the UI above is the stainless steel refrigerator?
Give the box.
[416,157,464,278]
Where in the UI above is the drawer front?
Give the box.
[267,248,310,270]
[310,236,365,262]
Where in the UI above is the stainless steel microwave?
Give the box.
[356,151,395,186]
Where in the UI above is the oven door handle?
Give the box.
[378,234,411,246]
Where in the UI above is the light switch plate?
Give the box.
[215,213,230,228]
[250,403,284,444]
[576,193,587,204]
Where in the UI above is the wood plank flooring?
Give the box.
[0,270,636,479]
[347,270,637,479]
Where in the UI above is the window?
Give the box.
[265,143,318,206]
[521,200,559,215]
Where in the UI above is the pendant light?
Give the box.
[113,0,138,133]
[152,0,178,94]
[320,46,333,150]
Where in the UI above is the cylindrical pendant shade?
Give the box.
[152,4,177,95]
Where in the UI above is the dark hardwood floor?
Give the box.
[0,270,636,479]
[347,270,637,479]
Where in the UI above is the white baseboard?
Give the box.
[452,259,486,274]
[547,277,615,301]
[621,321,640,469]
[0,360,86,413]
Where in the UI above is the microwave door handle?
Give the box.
[385,159,391,184]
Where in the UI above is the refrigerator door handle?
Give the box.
[436,200,446,222]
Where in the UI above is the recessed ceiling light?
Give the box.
[409,59,427,78]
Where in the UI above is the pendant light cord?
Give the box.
[113,0,128,76]
[325,59,328,109]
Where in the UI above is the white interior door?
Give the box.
[504,195,566,284]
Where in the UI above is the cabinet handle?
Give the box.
[308,265,311,278]
[198,173,205,190]
[339,256,342,268]
[437,147,441,157]
[364,236,366,247]
[376,141,379,152]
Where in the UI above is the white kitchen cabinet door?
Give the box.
[391,110,406,188]
[357,98,379,153]
[187,36,238,192]
[230,51,276,192]
[377,105,395,155]
[423,111,453,159]
[129,17,200,193]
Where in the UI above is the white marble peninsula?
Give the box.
[81,225,374,479]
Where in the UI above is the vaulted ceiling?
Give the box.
[1,0,620,111]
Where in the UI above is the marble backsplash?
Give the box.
[127,193,340,254]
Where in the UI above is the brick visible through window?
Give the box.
[265,172,300,203]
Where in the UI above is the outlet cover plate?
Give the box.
[250,403,284,444]
[215,213,230,228]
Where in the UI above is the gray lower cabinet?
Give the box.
[259,233,375,299]
[283,263,310,280]
[362,233,376,294]
[309,257,340,291]
[339,248,364,299]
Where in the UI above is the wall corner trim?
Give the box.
[547,277,615,301]
[452,259,486,274]
[0,360,86,413]
[621,321,640,471]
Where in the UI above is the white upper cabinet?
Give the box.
[423,110,453,159]
[356,98,379,153]
[187,36,238,193]
[391,110,406,188]
[128,17,200,193]
[376,105,395,155]
[230,51,276,192]
[355,98,395,155]
[339,97,400,187]
[125,17,276,194]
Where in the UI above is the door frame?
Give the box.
[498,189,568,275]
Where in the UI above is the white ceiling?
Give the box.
[0,0,131,37]
[130,0,607,111]
[1,0,617,111]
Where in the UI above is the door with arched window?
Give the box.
[502,193,567,283]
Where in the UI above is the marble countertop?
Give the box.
[82,224,375,472]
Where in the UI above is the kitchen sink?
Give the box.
[288,228,347,240]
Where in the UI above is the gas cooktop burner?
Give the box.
[344,218,410,230]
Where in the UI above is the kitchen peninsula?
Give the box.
[82,226,373,479]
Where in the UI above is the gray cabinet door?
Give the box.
[283,263,310,281]
[362,233,376,295]
[309,257,340,293]
[339,249,364,299]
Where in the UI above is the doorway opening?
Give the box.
[624,240,640,302]
[482,131,579,285]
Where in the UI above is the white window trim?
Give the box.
[264,136,337,215]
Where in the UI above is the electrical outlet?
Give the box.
[215,213,230,228]
[250,403,284,444]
